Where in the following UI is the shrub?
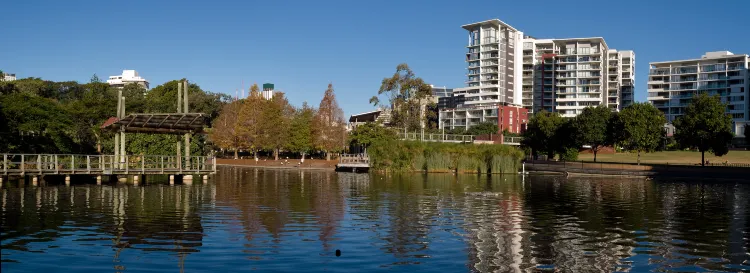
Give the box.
[560,147,579,161]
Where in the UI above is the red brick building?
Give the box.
[497,105,528,134]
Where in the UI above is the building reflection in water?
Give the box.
[1,169,749,272]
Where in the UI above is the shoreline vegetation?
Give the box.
[368,140,523,174]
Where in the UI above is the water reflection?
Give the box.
[1,169,749,272]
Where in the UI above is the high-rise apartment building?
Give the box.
[647,51,749,134]
[439,19,635,133]
[460,19,524,106]
[521,38,635,117]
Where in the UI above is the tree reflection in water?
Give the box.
[1,169,749,272]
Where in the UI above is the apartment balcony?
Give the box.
[647,79,667,84]
[672,68,698,74]
[670,84,698,91]
[649,69,670,75]
[728,64,746,70]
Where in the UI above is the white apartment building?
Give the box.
[2,72,16,81]
[647,51,749,135]
[439,19,636,131]
[107,70,149,89]
[521,37,635,117]
[459,19,524,107]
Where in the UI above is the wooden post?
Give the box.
[177,81,182,171]
[141,156,145,174]
[71,155,75,174]
[100,156,104,172]
[55,155,58,174]
[87,156,91,174]
[21,154,25,175]
[184,80,190,171]
[125,156,129,173]
[115,89,122,169]
[161,156,164,174]
[37,155,41,174]
[2,154,6,175]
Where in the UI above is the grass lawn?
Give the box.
[577,150,750,165]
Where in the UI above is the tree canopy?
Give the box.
[466,121,499,136]
[573,105,612,162]
[370,64,432,131]
[673,93,733,165]
[522,111,566,159]
[314,83,346,160]
[619,102,666,164]
[0,76,227,155]
[287,102,316,160]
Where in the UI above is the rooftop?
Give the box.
[462,19,519,32]
[651,51,748,65]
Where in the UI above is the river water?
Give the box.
[2,167,749,272]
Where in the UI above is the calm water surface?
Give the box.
[2,167,750,272]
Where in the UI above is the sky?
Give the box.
[2,0,749,117]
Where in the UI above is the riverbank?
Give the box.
[216,158,337,170]
[577,150,750,165]
[525,160,750,180]
[368,140,523,173]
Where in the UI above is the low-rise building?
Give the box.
[347,109,392,131]
[439,104,528,134]
[2,72,16,81]
[107,70,149,89]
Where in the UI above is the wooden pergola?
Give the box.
[101,113,208,135]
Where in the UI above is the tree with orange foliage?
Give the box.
[209,100,243,158]
[237,84,264,159]
[313,83,346,160]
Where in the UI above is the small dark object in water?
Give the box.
[335,249,341,257]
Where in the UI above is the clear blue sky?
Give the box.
[2,0,748,117]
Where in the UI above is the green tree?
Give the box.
[288,102,315,161]
[0,93,75,153]
[607,111,625,150]
[573,106,612,162]
[90,74,101,83]
[370,64,432,131]
[555,118,579,160]
[619,102,666,165]
[238,84,264,159]
[259,92,292,160]
[522,111,565,159]
[673,93,733,166]
[466,121,499,136]
[314,83,346,160]
[348,122,397,151]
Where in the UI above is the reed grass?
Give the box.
[368,140,523,174]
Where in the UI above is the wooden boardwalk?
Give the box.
[337,154,370,171]
[2,154,216,177]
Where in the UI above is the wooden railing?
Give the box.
[339,154,370,165]
[398,133,475,143]
[2,154,216,176]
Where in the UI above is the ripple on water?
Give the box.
[1,172,750,272]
